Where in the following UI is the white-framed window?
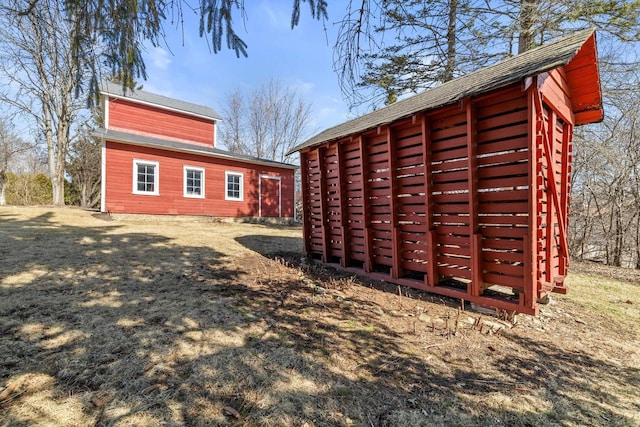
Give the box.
[132,159,159,195]
[225,171,244,201]
[184,166,205,198]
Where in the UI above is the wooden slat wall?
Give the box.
[343,138,366,264]
[537,69,573,296]
[304,150,323,255]
[366,133,393,270]
[430,108,472,284]
[475,87,529,293]
[321,144,343,262]
[299,81,577,314]
[394,121,429,277]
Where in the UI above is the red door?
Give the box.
[260,176,280,217]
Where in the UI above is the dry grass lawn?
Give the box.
[0,206,639,426]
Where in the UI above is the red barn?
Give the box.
[288,29,603,314]
[96,82,296,219]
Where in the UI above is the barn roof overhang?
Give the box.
[288,28,603,155]
[95,128,299,170]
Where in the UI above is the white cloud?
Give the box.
[259,1,289,29]
[292,79,315,94]
[147,46,172,71]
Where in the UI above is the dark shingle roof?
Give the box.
[95,128,298,169]
[100,81,222,121]
[288,28,596,155]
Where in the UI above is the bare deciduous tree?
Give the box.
[570,66,640,268]
[0,117,31,205]
[0,0,89,206]
[219,79,312,163]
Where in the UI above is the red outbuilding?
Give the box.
[288,29,603,314]
[97,82,296,219]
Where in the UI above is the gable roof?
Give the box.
[100,81,222,121]
[288,28,601,155]
[95,128,298,170]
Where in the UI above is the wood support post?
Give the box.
[523,234,535,309]
[526,86,539,308]
[466,99,482,296]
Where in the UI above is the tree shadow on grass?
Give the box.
[0,211,247,424]
[0,213,638,426]
[234,234,303,258]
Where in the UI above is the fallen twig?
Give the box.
[367,412,375,427]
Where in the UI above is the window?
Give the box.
[225,171,243,201]
[133,160,159,195]
[184,166,205,198]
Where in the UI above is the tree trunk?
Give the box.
[636,212,640,269]
[51,169,65,206]
[613,212,622,267]
[81,183,89,208]
[518,0,539,53]
[0,169,6,205]
[443,0,458,82]
[45,116,66,206]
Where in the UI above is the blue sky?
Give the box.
[140,2,352,142]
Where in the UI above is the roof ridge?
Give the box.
[100,81,222,121]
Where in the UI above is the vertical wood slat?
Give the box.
[300,151,312,255]
[358,136,373,272]
[420,113,438,287]
[545,109,556,284]
[526,85,538,309]
[466,99,482,296]
[336,141,350,268]
[387,126,403,278]
[317,146,330,263]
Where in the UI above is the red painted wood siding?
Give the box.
[565,34,603,125]
[108,98,215,147]
[300,82,578,315]
[260,177,280,217]
[104,141,294,217]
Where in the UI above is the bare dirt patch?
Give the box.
[1,207,639,426]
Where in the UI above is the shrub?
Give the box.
[5,172,53,205]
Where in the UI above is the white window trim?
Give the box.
[183,165,205,199]
[132,159,159,196]
[225,171,244,201]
